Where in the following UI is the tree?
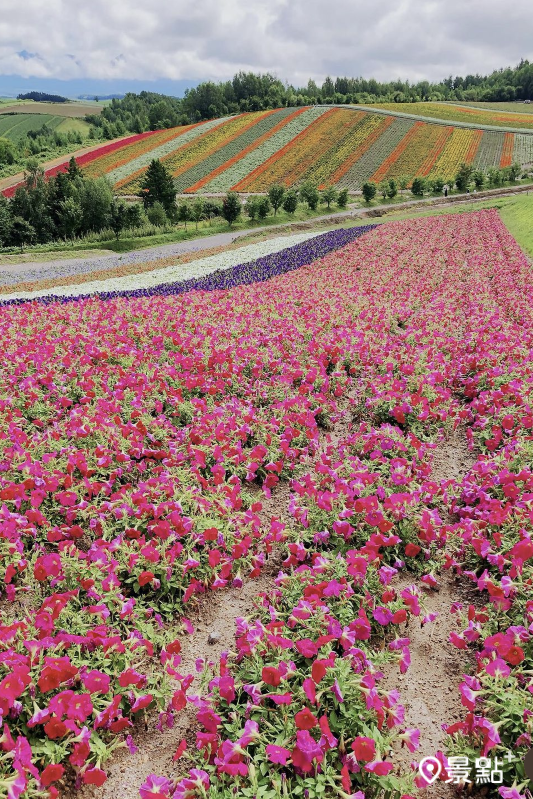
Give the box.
[66,157,82,181]
[282,190,298,215]
[110,200,129,238]
[361,182,377,203]
[11,217,35,252]
[430,176,445,194]
[178,203,191,229]
[268,184,285,215]
[244,196,260,222]
[337,188,349,208]
[378,180,389,200]
[57,197,83,240]
[147,201,168,227]
[455,163,474,192]
[487,167,503,188]
[203,200,221,226]
[508,162,522,182]
[139,159,176,216]
[125,203,145,229]
[190,198,205,230]
[222,192,242,226]
[472,170,485,190]
[79,177,113,233]
[257,196,271,219]
[0,138,15,165]
[387,179,398,199]
[398,175,410,193]
[0,197,12,246]
[321,185,338,209]
[299,181,319,210]
[411,177,426,196]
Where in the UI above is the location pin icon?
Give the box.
[419,756,443,785]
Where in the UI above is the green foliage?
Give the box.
[110,199,129,238]
[11,216,35,251]
[57,197,83,240]
[378,180,389,200]
[139,159,177,217]
[299,180,320,210]
[337,187,349,208]
[387,178,398,199]
[430,176,446,193]
[472,170,485,190]
[244,195,260,221]
[321,185,338,208]
[256,195,271,219]
[146,201,168,228]
[190,197,205,230]
[411,177,427,196]
[267,184,285,215]
[282,189,298,215]
[455,162,474,192]
[362,181,377,203]
[222,191,242,226]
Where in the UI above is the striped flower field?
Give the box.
[2,104,533,198]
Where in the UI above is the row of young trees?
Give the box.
[360,161,527,202]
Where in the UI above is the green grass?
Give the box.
[56,118,92,136]
[451,101,533,115]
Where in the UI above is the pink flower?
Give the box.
[266,744,291,764]
[351,737,376,762]
[139,774,172,799]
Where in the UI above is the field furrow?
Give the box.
[427,127,482,179]
[473,130,506,170]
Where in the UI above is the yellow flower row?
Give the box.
[427,128,483,179]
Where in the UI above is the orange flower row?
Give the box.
[329,116,393,184]
[370,123,424,182]
[185,108,307,193]
[415,126,453,177]
[500,133,515,168]
[233,108,344,191]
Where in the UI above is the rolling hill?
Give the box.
[3,103,533,197]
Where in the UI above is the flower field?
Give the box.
[368,102,533,130]
[2,208,533,799]
[3,105,533,199]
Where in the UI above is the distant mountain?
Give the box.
[78,94,125,101]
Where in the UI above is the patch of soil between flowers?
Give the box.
[382,429,478,798]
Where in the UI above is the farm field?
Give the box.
[0,100,102,116]
[0,204,533,799]
[0,113,65,141]
[3,105,533,197]
[452,101,533,115]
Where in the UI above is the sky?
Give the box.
[0,0,532,97]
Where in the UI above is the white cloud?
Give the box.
[0,0,531,85]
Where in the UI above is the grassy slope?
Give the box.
[0,113,63,141]
[0,101,101,116]
[451,101,533,115]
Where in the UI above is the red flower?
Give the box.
[44,717,68,739]
[295,707,318,730]
[138,571,155,586]
[505,645,525,666]
[262,666,282,687]
[82,767,107,786]
[351,736,376,761]
[40,764,65,787]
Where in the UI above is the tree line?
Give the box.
[16,92,69,103]
[86,61,533,134]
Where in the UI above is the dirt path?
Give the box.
[383,429,477,796]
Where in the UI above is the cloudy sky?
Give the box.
[0,0,532,95]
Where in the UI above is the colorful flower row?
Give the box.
[115,112,268,195]
[338,118,415,189]
[370,122,425,182]
[372,102,533,130]
[81,125,200,179]
[500,133,515,168]
[96,119,228,185]
[473,131,506,170]
[426,127,483,180]
[233,108,354,191]
[204,107,328,193]
[174,108,295,194]
[513,133,533,167]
